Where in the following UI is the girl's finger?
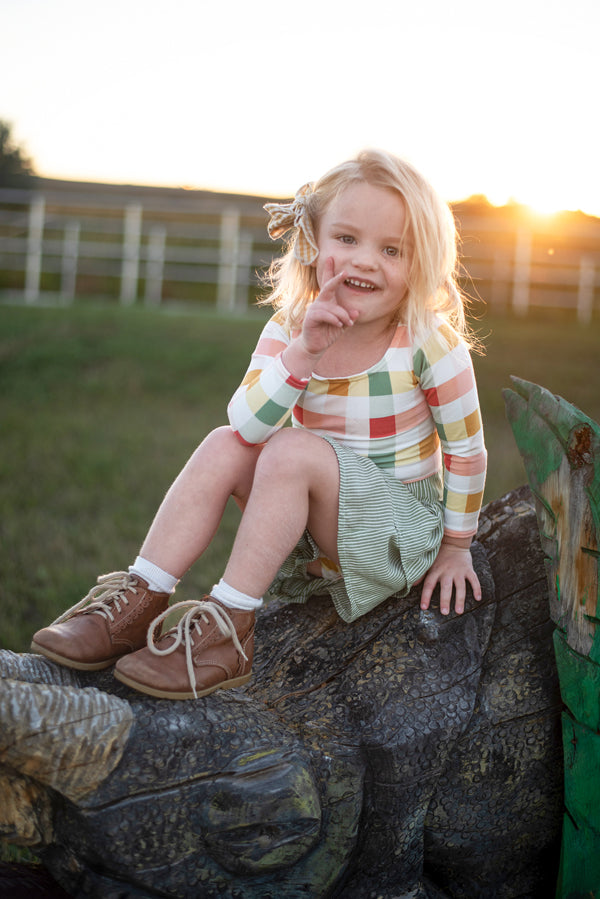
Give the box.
[322,255,336,283]
[453,582,466,615]
[321,271,347,300]
[319,258,347,298]
[309,308,347,329]
[420,576,434,610]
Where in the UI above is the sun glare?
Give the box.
[481,190,577,221]
[520,196,563,218]
[480,170,587,218]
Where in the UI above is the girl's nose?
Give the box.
[352,246,376,269]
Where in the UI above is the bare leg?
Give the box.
[223,429,341,597]
[32,426,268,674]
[109,429,341,698]
[139,426,263,578]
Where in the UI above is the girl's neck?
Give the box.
[313,316,400,378]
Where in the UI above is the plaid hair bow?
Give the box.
[264,183,319,265]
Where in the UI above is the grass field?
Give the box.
[1,300,599,653]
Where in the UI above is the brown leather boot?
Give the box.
[114,597,254,699]
[31,572,170,670]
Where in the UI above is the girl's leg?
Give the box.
[138,426,263,577]
[223,429,341,598]
[113,429,342,698]
[31,426,263,670]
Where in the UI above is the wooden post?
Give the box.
[217,208,240,313]
[60,221,80,303]
[577,256,594,325]
[491,248,510,311]
[120,204,142,306]
[25,195,45,303]
[144,224,166,307]
[504,378,600,898]
[236,231,253,311]
[512,228,531,316]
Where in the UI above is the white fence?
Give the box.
[454,204,600,323]
[0,181,275,313]
[1,182,599,320]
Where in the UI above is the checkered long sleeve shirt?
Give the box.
[228,311,487,537]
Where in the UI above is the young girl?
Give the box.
[31,149,487,700]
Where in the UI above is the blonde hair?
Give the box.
[261,148,475,348]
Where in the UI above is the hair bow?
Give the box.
[264,183,319,265]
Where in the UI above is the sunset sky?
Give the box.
[3,0,599,216]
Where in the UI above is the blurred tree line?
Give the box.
[0,119,36,188]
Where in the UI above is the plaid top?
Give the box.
[228,311,487,537]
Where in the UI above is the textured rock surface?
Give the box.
[0,486,563,898]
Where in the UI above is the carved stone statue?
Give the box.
[9,374,600,897]
[0,482,564,897]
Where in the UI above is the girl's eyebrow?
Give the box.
[328,219,356,230]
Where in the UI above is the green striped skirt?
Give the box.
[269,436,444,622]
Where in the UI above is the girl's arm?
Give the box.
[281,258,357,378]
[228,259,357,445]
[414,324,488,614]
[227,315,308,445]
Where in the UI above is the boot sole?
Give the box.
[30,641,123,671]
[113,669,252,700]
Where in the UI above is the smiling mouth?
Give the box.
[345,277,376,291]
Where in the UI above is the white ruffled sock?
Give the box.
[210,578,263,611]
[129,556,179,594]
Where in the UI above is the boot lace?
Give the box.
[147,599,248,699]
[52,571,140,626]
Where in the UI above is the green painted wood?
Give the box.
[504,378,600,899]
[557,812,600,899]
[562,712,600,832]
[504,377,600,661]
[554,630,600,732]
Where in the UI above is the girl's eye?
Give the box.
[384,246,400,257]
[339,235,355,245]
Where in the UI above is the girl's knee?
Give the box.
[259,428,309,463]
[200,426,257,458]
[189,427,261,476]
[176,427,263,508]
[256,430,336,478]
[202,425,239,449]
[186,426,231,467]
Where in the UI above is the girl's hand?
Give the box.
[420,541,481,616]
[300,257,359,357]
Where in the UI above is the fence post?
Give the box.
[120,203,142,305]
[577,256,594,325]
[491,248,510,311]
[217,208,240,313]
[61,221,80,303]
[144,224,166,307]
[25,195,45,303]
[512,228,531,316]
[236,231,253,311]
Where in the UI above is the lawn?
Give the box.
[1,300,599,652]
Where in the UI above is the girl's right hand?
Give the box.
[300,257,359,357]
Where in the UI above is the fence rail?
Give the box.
[454,207,600,321]
[0,181,276,313]
[1,181,599,320]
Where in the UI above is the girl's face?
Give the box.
[314,181,411,328]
